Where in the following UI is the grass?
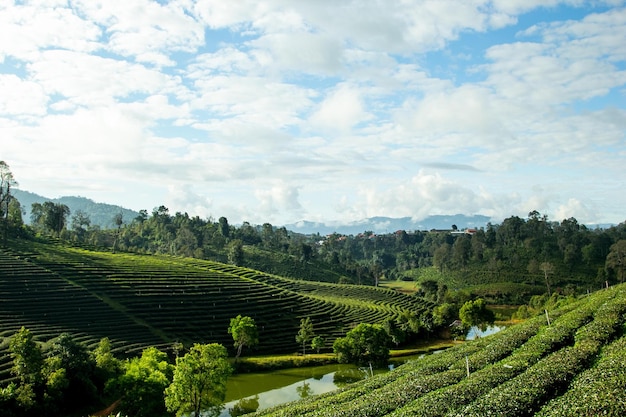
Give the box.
[378,279,418,295]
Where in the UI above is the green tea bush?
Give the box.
[535,335,626,417]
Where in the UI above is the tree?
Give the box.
[228,315,259,360]
[109,347,173,417]
[218,216,230,238]
[112,212,123,252]
[606,240,626,283]
[540,261,555,295]
[296,317,315,355]
[9,327,44,411]
[0,161,18,245]
[382,318,405,347]
[432,303,458,327]
[311,336,325,354]
[93,337,121,388]
[333,323,391,366]
[9,327,43,386]
[227,239,244,265]
[165,343,232,417]
[459,298,495,333]
[71,210,91,242]
[45,333,98,412]
[31,202,70,236]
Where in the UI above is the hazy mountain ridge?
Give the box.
[12,189,615,235]
[13,189,140,229]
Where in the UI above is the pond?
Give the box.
[216,327,506,416]
[218,357,417,416]
[465,325,505,340]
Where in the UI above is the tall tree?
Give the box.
[540,261,555,295]
[295,317,315,355]
[227,239,244,266]
[606,240,626,283]
[71,210,91,242]
[32,202,70,236]
[218,216,230,238]
[228,315,259,360]
[0,160,18,245]
[45,333,98,411]
[165,343,232,417]
[9,327,44,410]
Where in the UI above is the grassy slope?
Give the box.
[0,239,432,384]
[253,283,626,417]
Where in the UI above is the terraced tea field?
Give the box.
[253,283,626,416]
[0,241,433,384]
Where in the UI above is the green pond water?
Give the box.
[218,326,505,416]
[218,356,422,416]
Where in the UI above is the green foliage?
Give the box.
[296,317,315,355]
[227,239,244,265]
[31,202,70,236]
[459,298,495,332]
[108,347,173,417]
[165,343,232,417]
[311,336,325,354]
[45,333,98,411]
[431,302,458,327]
[9,327,43,387]
[333,323,391,366]
[228,315,259,359]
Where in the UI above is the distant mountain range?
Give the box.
[13,189,140,229]
[12,189,491,234]
[12,189,614,235]
[285,214,492,235]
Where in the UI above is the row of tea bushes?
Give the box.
[254,285,626,417]
[535,333,626,416]
[458,286,626,416]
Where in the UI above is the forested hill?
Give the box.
[13,189,140,228]
[10,190,626,305]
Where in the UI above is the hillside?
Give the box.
[254,283,626,416]
[0,239,433,384]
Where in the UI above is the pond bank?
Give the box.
[231,338,458,373]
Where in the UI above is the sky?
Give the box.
[2,0,625,227]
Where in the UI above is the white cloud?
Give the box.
[2,1,625,226]
[0,2,101,60]
[254,182,303,218]
[28,50,181,107]
[309,84,372,132]
[555,198,597,222]
[73,0,205,65]
[0,74,48,116]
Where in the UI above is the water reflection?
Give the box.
[228,395,259,416]
[466,325,505,340]
[296,381,313,399]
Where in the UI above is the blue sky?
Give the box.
[2,0,625,226]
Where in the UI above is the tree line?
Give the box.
[2,160,625,298]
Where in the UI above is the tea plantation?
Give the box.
[253,283,626,416]
[0,240,433,384]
